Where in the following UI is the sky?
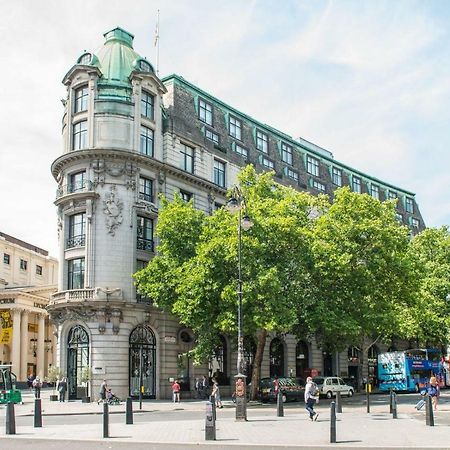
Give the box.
[1,0,450,258]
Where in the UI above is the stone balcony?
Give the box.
[49,287,124,306]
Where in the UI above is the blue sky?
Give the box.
[1,0,450,257]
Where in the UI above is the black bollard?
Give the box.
[392,392,397,419]
[330,401,336,443]
[426,395,434,426]
[366,391,370,414]
[103,402,109,438]
[205,401,216,440]
[34,398,42,427]
[336,391,342,413]
[5,402,16,435]
[389,389,393,413]
[277,390,284,417]
[210,395,216,421]
[126,397,133,425]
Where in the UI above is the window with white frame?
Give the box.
[141,90,154,120]
[229,116,242,140]
[67,213,86,248]
[396,213,403,223]
[371,184,380,200]
[69,171,86,193]
[36,265,43,276]
[139,176,153,203]
[281,143,293,164]
[72,120,87,150]
[199,99,213,125]
[256,130,268,153]
[287,168,299,181]
[20,259,27,270]
[181,144,194,173]
[411,217,420,228]
[3,253,10,265]
[180,190,193,202]
[352,176,361,193]
[235,144,248,158]
[137,216,154,251]
[262,157,274,169]
[74,86,88,113]
[312,180,326,192]
[68,258,84,290]
[405,197,414,213]
[388,191,397,200]
[307,156,319,176]
[205,128,219,144]
[332,167,342,186]
[140,126,154,156]
[214,159,226,187]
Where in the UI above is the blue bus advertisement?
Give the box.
[378,349,443,393]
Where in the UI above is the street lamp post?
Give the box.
[226,186,253,421]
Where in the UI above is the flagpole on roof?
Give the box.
[154,9,160,76]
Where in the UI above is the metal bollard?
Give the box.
[5,402,16,435]
[426,395,434,426]
[126,397,133,425]
[205,401,216,440]
[103,402,109,438]
[389,389,393,413]
[336,391,342,413]
[366,391,370,414]
[210,395,216,421]
[277,390,284,417]
[392,392,397,419]
[34,398,42,427]
[330,401,336,443]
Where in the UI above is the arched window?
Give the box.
[209,335,228,385]
[129,325,156,398]
[270,338,284,377]
[67,325,89,400]
[296,340,309,379]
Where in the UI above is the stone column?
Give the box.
[37,313,45,378]
[0,344,4,364]
[20,310,29,381]
[11,309,22,377]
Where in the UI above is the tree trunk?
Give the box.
[250,329,267,400]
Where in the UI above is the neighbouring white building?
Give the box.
[48,27,425,400]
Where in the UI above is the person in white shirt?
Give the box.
[304,376,319,421]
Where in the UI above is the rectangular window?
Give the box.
[312,180,326,192]
[332,167,342,186]
[36,265,43,276]
[137,216,154,252]
[396,213,403,223]
[72,120,87,150]
[388,191,397,200]
[307,156,319,176]
[68,258,85,290]
[214,159,226,187]
[229,116,242,140]
[181,144,194,173]
[180,190,193,202]
[214,202,223,210]
[3,253,10,265]
[281,143,293,165]
[69,171,86,193]
[371,184,379,200]
[235,144,248,158]
[256,130,268,153]
[205,128,219,144]
[412,217,420,228]
[352,177,361,193]
[199,99,213,125]
[287,168,299,181]
[262,157,274,169]
[20,259,27,270]
[140,126,154,156]
[138,177,153,203]
[141,90,154,120]
[67,213,86,249]
[405,197,414,213]
[74,86,89,113]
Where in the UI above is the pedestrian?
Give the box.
[27,374,34,391]
[195,378,202,399]
[32,376,42,399]
[273,375,280,399]
[201,375,209,399]
[98,379,107,404]
[304,376,319,421]
[57,377,67,402]
[427,376,440,410]
[172,379,181,403]
[211,378,223,408]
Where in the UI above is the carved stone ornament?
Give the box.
[92,159,105,186]
[103,186,123,235]
[158,170,166,185]
[48,308,97,326]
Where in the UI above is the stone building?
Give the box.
[48,27,425,400]
[0,232,57,381]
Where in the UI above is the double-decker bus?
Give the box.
[378,349,443,393]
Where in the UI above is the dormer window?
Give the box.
[78,53,92,65]
[140,60,152,72]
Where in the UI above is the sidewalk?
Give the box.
[2,390,450,448]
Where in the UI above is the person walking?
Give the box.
[32,376,42,399]
[172,379,181,403]
[98,379,107,404]
[304,376,319,421]
[211,378,223,408]
[57,377,67,402]
[427,376,440,410]
[201,375,209,400]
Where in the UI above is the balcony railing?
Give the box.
[137,237,154,252]
[136,293,153,304]
[51,288,95,304]
[56,180,93,199]
[66,234,86,249]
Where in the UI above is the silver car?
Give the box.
[313,376,354,399]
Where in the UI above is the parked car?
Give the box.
[313,376,354,399]
[259,377,305,403]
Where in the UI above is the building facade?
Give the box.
[48,27,425,400]
[0,232,57,381]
